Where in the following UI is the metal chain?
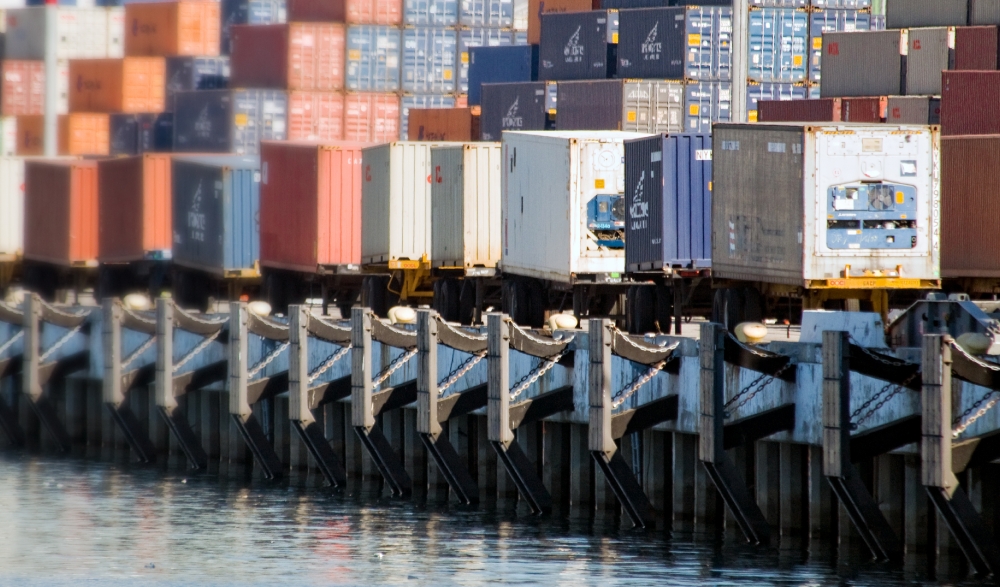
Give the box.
[372,347,418,389]
[38,299,90,320]
[122,307,156,327]
[308,344,352,384]
[953,389,1000,438]
[848,335,913,368]
[438,351,487,395]
[611,325,674,353]
[435,317,487,342]
[172,330,221,373]
[725,362,794,415]
[509,350,568,400]
[174,306,229,327]
[121,335,156,370]
[727,331,778,359]
[371,312,417,337]
[851,373,918,429]
[612,360,667,410]
[39,323,84,363]
[949,340,1000,372]
[247,342,288,379]
[505,318,575,347]
[0,330,24,358]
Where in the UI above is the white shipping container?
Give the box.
[4,7,121,60]
[501,131,648,283]
[361,141,463,266]
[0,116,15,156]
[431,143,502,270]
[0,156,25,260]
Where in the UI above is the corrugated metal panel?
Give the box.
[942,71,1000,135]
[538,10,615,81]
[812,0,871,7]
[287,91,343,141]
[684,81,731,133]
[98,154,172,262]
[0,116,15,156]
[408,107,480,140]
[820,30,903,98]
[109,113,173,155]
[5,7,113,59]
[230,23,345,91]
[750,0,806,6]
[525,0,590,45]
[1,60,44,115]
[344,92,400,142]
[479,81,548,140]
[941,136,1000,277]
[624,134,712,273]
[460,0,513,27]
[748,8,808,82]
[165,56,230,112]
[346,25,401,91]
[555,79,683,133]
[467,44,536,105]
[970,0,1000,25]
[616,7,687,80]
[0,156,24,259]
[400,94,454,139]
[289,0,403,25]
[757,97,841,122]
[68,57,166,113]
[124,1,221,57]
[457,28,515,94]
[905,27,953,96]
[746,82,808,122]
[954,26,997,70]
[808,8,869,84]
[886,0,966,28]
[172,155,260,274]
[886,96,940,124]
[172,89,288,155]
[431,143,502,268]
[59,113,109,155]
[402,27,457,94]
[24,159,99,266]
[404,0,457,25]
[685,6,731,81]
[841,96,884,122]
[221,0,286,55]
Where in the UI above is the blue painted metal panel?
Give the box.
[683,81,730,134]
[346,25,402,92]
[684,6,732,81]
[404,0,458,26]
[458,28,516,93]
[402,26,458,94]
[748,7,809,82]
[468,44,537,105]
[460,0,514,27]
[809,9,871,83]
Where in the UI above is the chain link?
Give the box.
[174,306,229,327]
[949,340,1000,372]
[372,347,417,389]
[247,342,288,379]
[612,360,667,410]
[505,318,574,347]
[851,373,918,429]
[438,351,486,395]
[612,325,674,353]
[724,362,794,415]
[435,317,487,342]
[509,350,568,400]
[38,299,90,320]
[172,330,221,373]
[122,307,156,327]
[727,331,779,359]
[848,335,913,368]
[121,335,156,371]
[39,323,84,363]
[308,344,351,384]
[0,330,24,358]
[953,389,1000,438]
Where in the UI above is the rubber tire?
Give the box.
[626,285,656,334]
[363,276,391,318]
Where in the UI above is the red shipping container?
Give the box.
[343,93,399,142]
[260,140,370,273]
[24,159,99,267]
[841,97,885,122]
[757,98,842,122]
[954,26,998,70]
[942,71,1000,135]
[97,154,173,263]
[288,91,344,141]
[287,0,402,25]
[230,23,345,91]
[941,136,1000,277]
[1,60,44,116]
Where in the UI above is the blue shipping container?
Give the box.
[221,0,287,54]
[746,82,808,121]
[809,9,871,82]
[624,134,713,272]
[165,56,230,111]
[748,8,809,82]
[685,6,732,81]
[458,28,516,93]
[460,0,514,27]
[402,27,458,94]
[684,81,730,133]
[404,0,458,25]
[172,89,287,155]
[347,25,402,92]
[468,44,537,105]
[172,155,261,275]
[400,94,456,139]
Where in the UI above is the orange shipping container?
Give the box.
[407,107,480,141]
[24,159,99,267]
[125,1,221,57]
[343,93,399,142]
[98,154,173,263]
[260,140,368,273]
[60,113,110,156]
[230,23,345,91]
[288,91,344,141]
[69,58,166,113]
[1,60,44,116]
[15,115,44,155]
[287,0,403,25]
[527,0,592,45]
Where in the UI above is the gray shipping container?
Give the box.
[685,81,731,133]
[970,0,1000,25]
[555,79,684,134]
[479,82,550,141]
[431,143,502,269]
[886,0,967,29]
[402,27,458,94]
[460,0,514,27]
[905,27,954,96]
[346,25,402,92]
[173,89,288,155]
[809,9,871,83]
[404,0,458,25]
[820,30,903,98]
[886,95,941,124]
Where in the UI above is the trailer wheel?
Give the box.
[742,286,764,323]
[626,286,656,334]
[363,276,395,318]
[457,280,476,325]
[712,288,745,331]
[433,278,462,322]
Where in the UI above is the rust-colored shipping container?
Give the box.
[1,60,44,116]
[942,71,1000,135]
[97,154,172,263]
[527,0,592,45]
[125,1,221,57]
[230,23,345,91]
[954,26,998,70]
[24,159,99,267]
[343,93,399,142]
[288,91,344,142]
[406,107,480,140]
[260,140,369,273]
[59,113,110,156]
[757,98,842,122]
[841,97,885,122]
[15,115,43,155]
[941,135,1000,278]
[68,58,166,113]
[287,0,402,25]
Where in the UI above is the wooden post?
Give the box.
[102,299,123,407]
[921,334,954,491]
[351,307,373,430]
[416,309,440,437]
[229,302,250,419]
[822,331,850,478]
[155,298,175,412]
[487,313,512,446]
[588,318,614,459]
[698,323,725,464]
[22,293,40,402]
[288,305,311,424]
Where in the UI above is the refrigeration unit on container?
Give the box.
[4,7,121,60]
[0,156,24,262]
[711,123,941,291]
[172,89,288,155]
[343,92,400,142]
[538,10,618,81]
[808,9,870,83]
[404,0,457,25]
[109,112,173,155]
[68,58,166,113]
[229,23,345,91]
[23,159,99,267]
[171,155,261,277]
[684,81,730,133]
[165,57,230,110]
[124,1,221,57]
[287,0,403,25]
[940,135,1000,281]
[287,91,344,141]
[746,82,807,122]
[758,97,842,122]
[886,96,940,125]
[479,81,550,140]
[904,27,954,96]
[554,79,684,133]
[408,107,480,140]
[402,27,458,94]
[467,44,537,106]
[221,0,286,55]
[460,0,514,28]
[954,26,999,70]
[400,94,454,139]
[747,7,808,82]
[457,28,515,94]
[346,25,401,92]
[820,31,904,98]
[885,0,966,29]
[97,154,173,263]
[616,6,731,81]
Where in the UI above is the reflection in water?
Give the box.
[0,453,982,586]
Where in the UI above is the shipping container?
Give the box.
[812,0,871,7]
[808,9,871,83]
[457,28,515,94]
[173,89,287,155]
[124,1,220,57]
[361,140,462,265]
[460,0,514,27]
[941,136,1000,278]
[343,92,400,142]
[841,96,884,122]
[15,113,41,155]
[404,0,457,25]
[97,154,172,262]
[624,133,712,273]
[59,113,110,155]
[941,71,1000,135]
[400,94,455,139]
[757,97,841,122]
[401,27,457,94]
[683,6,731,81]
[538,10,617,81]
[287,0,403,25]
[820,31,903,98]
[479,81,549,140]
[221,0,286,55]
[346,25,401,92]
[617,7,732,81]
[165,56,230,111]
[68,57,166,113]
[526,0,591,45]
[407,107,480,140]
[905,27,953,96]
[1,59,42,115]
[711,123,940,285]
[230,23,345,91]
[287,91,343,141]
[970,0,1000,25]
[747,8,808,82]
[886,95,940,124]
[5,6,120,60]
[431,142,501,269]
[954,26,998,70]
[468,44,537,105]
[502,131,647,282]
[555,79,684,133]
[260,141,366,273]
[684,81,731,133]
[24,159,99,267]
[0,115,14,155]
[885,0,966,29]
[171,155,261,275]
[0,156,24,260]
[109,112,172,155]
[746,82,808,122]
